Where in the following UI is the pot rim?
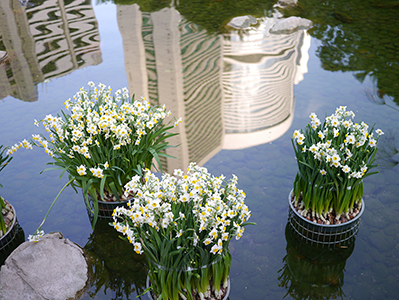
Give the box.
[97,198,130,205]
[87,193,132,204]
[288,189,365,228]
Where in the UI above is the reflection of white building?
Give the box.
[0,0,40,101]
[118,5,223,172]
[117,5,310,171]
[0,0,101,101]
[222,15,311,149]
[28,0,102,80]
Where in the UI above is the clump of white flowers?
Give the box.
[8,82,181,232]
[292,106,383,224]
[27,230,44,242]
[113,162,254,300]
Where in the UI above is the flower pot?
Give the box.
[288,190,364,247]
[145,275,231,300]
[85,194,130,220]
[0,203,25,265]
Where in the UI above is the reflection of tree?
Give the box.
[278,224,355,300]
[100,0,276,33]
[84,219,148,299]
[176,0,276,34]
[280,0,399,105]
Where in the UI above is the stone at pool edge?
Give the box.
[0,232,87,300]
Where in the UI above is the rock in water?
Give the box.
[278,0,298,6]
[0,232,87,300]
[270,17,313,34]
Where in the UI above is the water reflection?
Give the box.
[117,4,311,172]
[1,0,311,171]
[0,0,101,101]
[281,0,399,107]
[222,14,311,149]
[278,223,355,300]
[83,218,148,299]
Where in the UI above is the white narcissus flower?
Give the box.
[369,138,377,147]
[90,167,104,178]
[342,165,351,173]
[76,165,87,176]
[376,129,384,136]
[28,230,44,242]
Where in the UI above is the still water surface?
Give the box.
[0,0,399,299]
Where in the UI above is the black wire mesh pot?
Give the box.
[85,194,130,222]
[288,190,364,247]
[0,204,25,265]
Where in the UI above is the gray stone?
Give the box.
[0,232,87,300]
[228,15,257,29]
[270,17,313,34]
[277,0,298,6]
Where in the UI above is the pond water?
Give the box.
[1,0,399,299]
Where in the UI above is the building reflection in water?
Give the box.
[117,4,311,172]
[0,0,102,102]
[222,15,310,149]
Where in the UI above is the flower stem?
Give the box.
[33,178,75,235]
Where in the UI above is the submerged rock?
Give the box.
[277,0,298,6]
[228,15,257,29]
[270,16,313,34]
[0,232,87,300]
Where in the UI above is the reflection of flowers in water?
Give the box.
[278,223,355,300]
[83,219,148,299]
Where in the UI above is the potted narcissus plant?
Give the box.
[9,82,182,237]
[113,162,255,300]
[289,106,383,245]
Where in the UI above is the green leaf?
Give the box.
[88,186,99,229]
[100,174,108,200]
[149,148,163,173]
[0,203,6,234]
[241,222,257,226]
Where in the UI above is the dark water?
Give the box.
[0,0,399,299]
